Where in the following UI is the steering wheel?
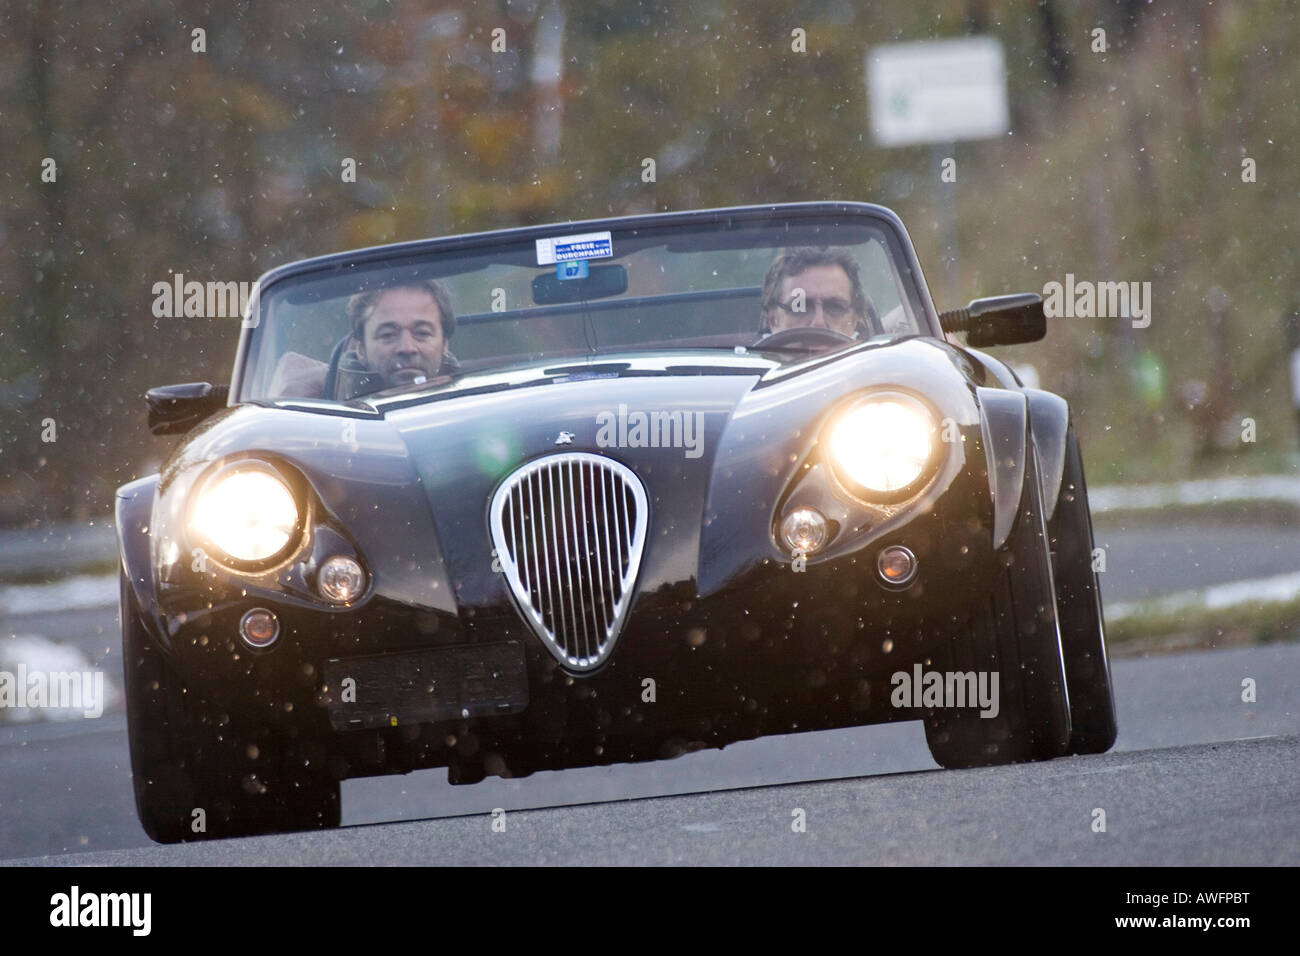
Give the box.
[322,333,352,400]
[754,326,856,351]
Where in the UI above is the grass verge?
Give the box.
[1105,595,1300,658]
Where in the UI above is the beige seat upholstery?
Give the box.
[267,351,328,399]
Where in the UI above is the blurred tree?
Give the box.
[0,0,1295,519]
[1038,0,1070,88]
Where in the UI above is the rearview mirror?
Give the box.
[532,264,628,305]
[146,382,229,435]
[940,293,1046,347]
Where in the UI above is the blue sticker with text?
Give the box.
[536,231,613,264]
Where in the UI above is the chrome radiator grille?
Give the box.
[489,453,648,671]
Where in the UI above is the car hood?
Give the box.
[381,354,771,610]
[375,341,981,607]
[167,340,980,618]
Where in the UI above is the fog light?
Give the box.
[877,545,917,587]
[780,507,829,554]
[240,608,280,648]
[318,555,367,603]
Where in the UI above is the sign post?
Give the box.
[866,37,1010,308]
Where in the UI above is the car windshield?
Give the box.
[239,212,931,403]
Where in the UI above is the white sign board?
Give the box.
[867,37,1010,147]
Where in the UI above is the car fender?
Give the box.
[116,475,161,635]
[963,346,1022,390]
[1023,388,1070,525]
[697,338,982,596]
[976,387,1029,551]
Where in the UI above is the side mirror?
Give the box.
[146,382,229,436]
[940,293,1046,347]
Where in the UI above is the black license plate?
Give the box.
[319,642,528,731]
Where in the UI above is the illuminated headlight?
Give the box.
[190,463,301,565]
[826,393,938,499]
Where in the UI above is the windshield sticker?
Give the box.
[556,259,589,280]
[536,231,613,265]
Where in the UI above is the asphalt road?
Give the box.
[11,736,1295,866]
[0,514,1297,864]
[0,521,116,577]
[1094,514,1300,603]
[1,641,1296,864]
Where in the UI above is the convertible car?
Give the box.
[117,201,1116,842]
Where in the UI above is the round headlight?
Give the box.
[826,393,938,499]
[318,555,367,603]
[190,464,301,565]
[877,545,919,587]
[239,608,281,648]
[780,506,829,555]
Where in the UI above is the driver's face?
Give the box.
[358,288,446,388]
[766,265,860,336]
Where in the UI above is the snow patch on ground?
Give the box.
[0,634,122,723]
[1091,475,1300,513]
[1106,570,1300,622]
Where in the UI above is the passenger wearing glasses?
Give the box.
[757,246,879,341]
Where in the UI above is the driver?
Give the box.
[345,278,459,389]
[267,278,460,399]
[758,247,877,340]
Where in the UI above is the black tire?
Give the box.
[120,573,340,842]
[1048,426,1118,755]
[924,449,1072,768]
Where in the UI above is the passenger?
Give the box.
[758,247,877,339]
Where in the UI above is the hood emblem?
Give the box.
[555,431,575,445]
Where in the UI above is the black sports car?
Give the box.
[117,201,1116,842]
